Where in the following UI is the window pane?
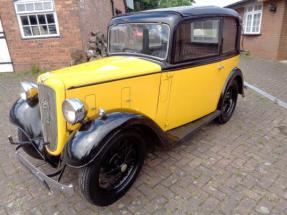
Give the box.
[40,25,48,35]
[175,19,219,62]
[23,26,32,36]
[17,4,25,12]
[48,25,57,34]
[46,14,55,24]
[26,3,34,11]
[246,14,252,33]
[254,5,262,11]
[223,17,237,53]
[31,26,40,35]
[35,2,43,11]
[38,15,46,24]
[109,23,169,59]
[191,19,219,43]
[252,13,261,33]
[29,15,38,25]
[15,0,59,38]
[43,1,52,10]
[20,16,29,26]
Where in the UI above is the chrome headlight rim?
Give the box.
[62,98,87,125]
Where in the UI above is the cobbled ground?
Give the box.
[0,68,287,215]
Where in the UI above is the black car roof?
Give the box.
[110,6,240,26]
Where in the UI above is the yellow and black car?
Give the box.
[9,6,244,206]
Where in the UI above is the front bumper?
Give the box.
[16,150,74,195]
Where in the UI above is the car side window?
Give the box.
[174,18,220,63]
[222,17,238,54]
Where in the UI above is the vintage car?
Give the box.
[9,6,244,206]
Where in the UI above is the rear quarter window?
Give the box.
[222,17,238,54]
[174,18,220,63]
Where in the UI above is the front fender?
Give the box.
[10,99,42,138]
[64,112,168,168]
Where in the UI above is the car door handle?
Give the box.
[218,65,224,70]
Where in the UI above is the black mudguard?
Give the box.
[10,99,42,139]
[218,67,244,109]
[64,112,169,168]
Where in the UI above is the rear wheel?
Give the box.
[79,129,146,206]
[217,81,238,124]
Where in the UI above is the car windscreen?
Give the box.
[108,23,170,60]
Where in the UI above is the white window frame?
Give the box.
[243,3,263,35]
[14,0,60,39]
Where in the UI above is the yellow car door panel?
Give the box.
[163,62,221,130]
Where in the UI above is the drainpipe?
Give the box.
[123,0,128,12]
[111,0,115,16]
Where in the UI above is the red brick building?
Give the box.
[227,0,287,61]
[0,0,126,72]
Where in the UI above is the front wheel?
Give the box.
[79,129,146,206]
[217,81,238,124]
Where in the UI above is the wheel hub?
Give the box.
[120,163,128,173]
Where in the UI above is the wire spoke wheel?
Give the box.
[98,138,137,191]
[217,81,238,124]
[79,129,146,206]
[222,87,236,118]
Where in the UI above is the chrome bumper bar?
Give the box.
[16,151,74,195]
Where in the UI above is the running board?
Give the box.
[167,110,221,143]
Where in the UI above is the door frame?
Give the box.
[0,16,14,72]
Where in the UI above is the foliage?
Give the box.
[133,0,159,11]
[159,0,193,8]
[133,0,194,11]
[30,64,46,75]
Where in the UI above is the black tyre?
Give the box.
[79,129,146,206]
[18,129,43,160]
[217,81,238,124]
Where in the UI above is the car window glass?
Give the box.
[175,18,220,63]
[222,17,237,54]
[109,23,170,60]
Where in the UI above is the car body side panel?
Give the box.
[218,55,241,95]
[160,61,220,130]
[157,55,240,131]
[66,73,162,129]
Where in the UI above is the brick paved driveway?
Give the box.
[1,69,287,215]
[240,56,287,102]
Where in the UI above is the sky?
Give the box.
[193,0,241,7]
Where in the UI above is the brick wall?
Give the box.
[77,0,126,48]
[0,0,84,72]
[0,0,125,72]
[114,0,126,14]
[236,0,287,60]
[78,0,113,48]
[278,1,287,60]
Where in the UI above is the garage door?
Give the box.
[0,19,14,72]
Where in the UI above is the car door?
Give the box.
[157,17,223,131]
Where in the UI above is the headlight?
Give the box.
[62,99,87,124]
[20,82,38,104]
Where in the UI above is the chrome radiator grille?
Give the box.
[38,84,58,151]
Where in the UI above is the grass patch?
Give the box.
[0,64,47,79]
